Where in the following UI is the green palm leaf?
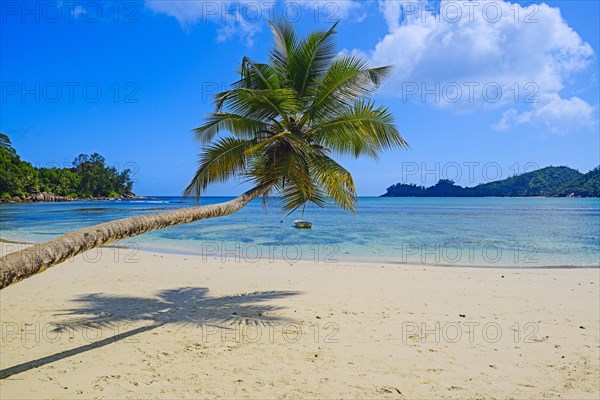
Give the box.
[310,100,408,158]
[289,22,338,98]
[303,55,392,125]
[309,154,357,211]
[216,88,299,127]
[235,57,281,90]
[184,137,257,200]
[268,19,298,83]
[194,113,270,145]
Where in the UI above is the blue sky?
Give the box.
[2,0,598,196]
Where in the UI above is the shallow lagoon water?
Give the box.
[1,197,598,267]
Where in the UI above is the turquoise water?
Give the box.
[1,197,598,267]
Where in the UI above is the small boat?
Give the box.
[294,220,312,229]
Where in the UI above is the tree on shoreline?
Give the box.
[0,134,133,200]
[0,20,407,289]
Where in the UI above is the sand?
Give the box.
[0,242,598,399]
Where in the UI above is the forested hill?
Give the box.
[382,166,600,197]
[0,133,135,202]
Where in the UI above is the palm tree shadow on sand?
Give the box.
[0,287,299,379]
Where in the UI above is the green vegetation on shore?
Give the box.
[382,166,600,197]
[0,134,134,201]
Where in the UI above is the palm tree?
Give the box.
[0,20,407,290]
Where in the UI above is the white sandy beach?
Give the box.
[0,242,598,399]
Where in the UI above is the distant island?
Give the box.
[381,166,600,197]
[0,134,135,203]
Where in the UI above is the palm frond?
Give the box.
[183,137,256,200]
[303,55,392,125]
[309,100,408,158]
[268,19,298,83]
[234,57,281,90]
[289,22,338,98]
[309,154,357,211]
[280,179,329,214]
[215,88,299,128]
[194,113,270,145]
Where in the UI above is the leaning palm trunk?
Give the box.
[0,184,272,290]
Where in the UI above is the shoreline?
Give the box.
[2,237,599,269]
[0,242,598,398]
[0,195,144,204]
[3,237,600,270]
[2,195,599,203]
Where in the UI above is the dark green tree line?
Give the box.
[0,134,133,199]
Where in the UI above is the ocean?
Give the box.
[1,197,599,268]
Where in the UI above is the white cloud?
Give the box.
[369,0,596,132]
[144,0,274,44]
[492,108,518,132]
[145,0,365,44]
[493,94,596,133]
[378,0,411,31]
[145,1,206,28]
